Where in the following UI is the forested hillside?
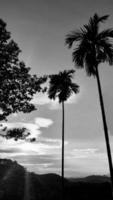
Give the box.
[0,159,112,200]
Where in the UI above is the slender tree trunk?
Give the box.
[62,101,65,200]
[96,66,113,195]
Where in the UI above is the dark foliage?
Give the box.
[0,19,47,120]
[0,159,112,200]
[65,13,113,76]
[0,159,25,200]
[0,127,37,141]
[48,69,79,103]
[0,128,30,141]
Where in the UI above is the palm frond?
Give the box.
[91,13,109,26]
[65,13,112,76]
[97,40,113,65]
[72,45,86,67]
[62,69,75,79]
[86,16,98,36]
[97,14,109,23]
[48,70,79,103]
[97,29,113,40]
[72,39,91,67]
[58,88,71,103]
[70,83,79,94]
[65,30,83,48]
[48,77,58,100]
[84,50,97,76]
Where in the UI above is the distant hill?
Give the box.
[0,159,112,200]
[69,175,110,183]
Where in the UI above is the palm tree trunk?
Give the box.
[96,66,113,195]
[62,101,65,200]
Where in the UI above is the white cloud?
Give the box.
[71,148,99,158]
[19,141,62,154]
[64,147,109,176]
[38,137,63,145]
[23,163,53,168]
[0,135,110,177]
[11,113,18,118]
[66,93,81,104]
[0,117,53,140]
[0,134,68,161]
[31,90,82,110]
[35,117,53,127]
[31,93,50,105]
[14,147,109,177]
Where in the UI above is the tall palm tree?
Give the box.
[65,13,113,192]
[48,69,79,197]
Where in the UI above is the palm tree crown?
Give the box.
[65,13,113,76]
[48,69,79,103]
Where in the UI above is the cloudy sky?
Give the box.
[0,0,113,177]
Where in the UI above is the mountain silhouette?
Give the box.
[0,159,112,200]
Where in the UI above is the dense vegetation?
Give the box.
[0,159,112,200]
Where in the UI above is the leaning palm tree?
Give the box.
[48,69,79,198]
[65,13,113,191]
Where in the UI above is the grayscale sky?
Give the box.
[0,0,113,177]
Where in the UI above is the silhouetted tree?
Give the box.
[48,69,79,199]
[65,13,113,193]
[0,128,30,141]
[0,125,37,141]
[0,19,46,121]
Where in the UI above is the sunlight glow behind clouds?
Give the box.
[0,134,109,177]
[31,89,82,109]
[15,147,109,177]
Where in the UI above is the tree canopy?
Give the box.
[65,13,113,76]
[48,69,79,103]
[0,127,29,141]
[0,19,46,121]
